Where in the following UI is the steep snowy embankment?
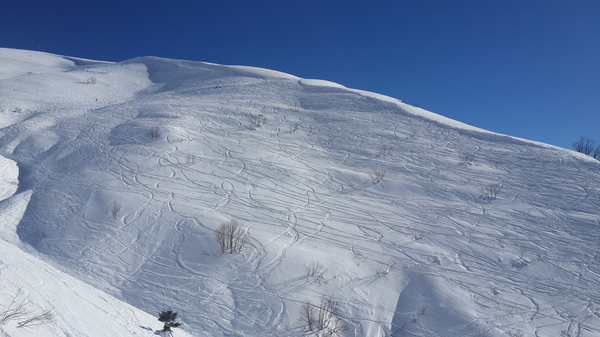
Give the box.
[1,48,599,336]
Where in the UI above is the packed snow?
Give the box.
[0,48,599,336]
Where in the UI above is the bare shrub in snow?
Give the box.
[249,114,266,128]
[85,77,97,84]
[216,219,248,254]
[460,153,475,166]
[0,289,53,328]
[307,262,326,282]
[288,101,300,111]
[376,145,393,157]
[417,305,427,317]
[1,289,30,324]
[186,154,198,165]
[512,248,529,268]
[572,137,597,156]
[17,310,54,328]
[481,184,502,200]
[290,123,300,134]
[370,170,385,184]
[512,259,528,269]
[300,297,347,336]
[148,126,162,140]
[109,201,122,219]
[377,259,394,276]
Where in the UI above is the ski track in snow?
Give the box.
[1,49,600,336]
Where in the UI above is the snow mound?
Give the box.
[299,78,348,89]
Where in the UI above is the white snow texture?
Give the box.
[0,48,599,336]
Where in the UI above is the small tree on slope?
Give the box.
[158,310,182,336]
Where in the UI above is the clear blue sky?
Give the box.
[2,0,598,150]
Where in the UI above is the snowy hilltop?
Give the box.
[0,48,599,336]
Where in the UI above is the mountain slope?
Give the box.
[1,48,599,336]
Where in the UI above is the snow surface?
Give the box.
[0,47,599,336]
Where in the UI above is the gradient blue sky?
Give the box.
[2,1,598,150]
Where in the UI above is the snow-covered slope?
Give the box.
[0,156,192,337]
[0,48,599,336]
[0,232,193,337]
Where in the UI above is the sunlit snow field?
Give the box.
[0,48,599,336]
